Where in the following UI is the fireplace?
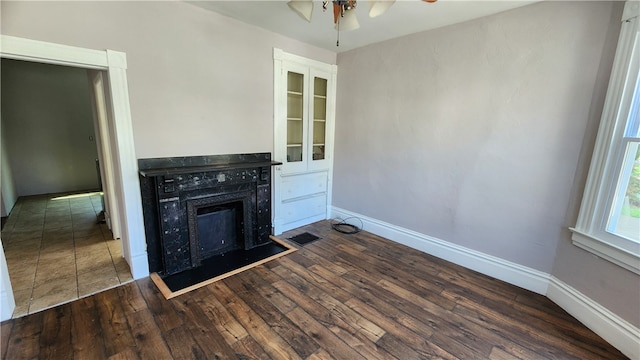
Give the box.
[138,153,280,276]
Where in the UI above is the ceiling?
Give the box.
[188,1,538,53]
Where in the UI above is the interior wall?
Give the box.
[1,59,99,197]
[0,1,336,160]
[333,1,638,327]
[1,122,18,216]
[552,2,640,328]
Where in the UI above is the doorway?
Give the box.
[0,59,132,317]
[0,35,150,320]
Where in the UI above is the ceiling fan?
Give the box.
[288,0,438,46]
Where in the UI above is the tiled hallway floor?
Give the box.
[1,191,133,318]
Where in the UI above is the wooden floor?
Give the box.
[0,221,627,359]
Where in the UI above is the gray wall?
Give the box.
[333,1,638,327]
[1,59,99,197]
[550,2,640,329]
[1,122,18,216]
[0,1,336,160]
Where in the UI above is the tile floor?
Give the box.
[1,191,133,318]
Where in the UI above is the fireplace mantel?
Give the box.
[139,160,281,178]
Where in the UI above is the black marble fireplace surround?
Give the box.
[139,153,280,277]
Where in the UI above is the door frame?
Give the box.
[88,70,121,238]
[272,48,337,234]
[0,35,149,319]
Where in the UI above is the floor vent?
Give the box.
[288,232,320,246]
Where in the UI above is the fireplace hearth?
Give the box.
[139,153,281,277]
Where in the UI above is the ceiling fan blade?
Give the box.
[369,0,396,18]
[288,0,314,22]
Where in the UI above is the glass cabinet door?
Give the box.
[286,71,304,163]
[312,77,327,161]
[280,64,332,171]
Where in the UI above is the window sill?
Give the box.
[570,228,640,275]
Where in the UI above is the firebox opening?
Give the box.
[196,201,243,259]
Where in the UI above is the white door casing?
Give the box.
[88,70,121,238]
[0,35,149,320]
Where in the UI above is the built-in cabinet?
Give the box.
[273,48,337,234]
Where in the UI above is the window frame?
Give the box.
[570,1,640,275]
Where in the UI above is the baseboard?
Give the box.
[331,206,550,295]
[0,288,15,321]
[547,277,640,360]
[128,251,150,280]
[0,243,15,321]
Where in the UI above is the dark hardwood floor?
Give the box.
[1,221,627,359]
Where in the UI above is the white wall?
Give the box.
[1,59,100,196]
[333,0,638,328]
[0,1,336,160]
[1,122,17,216]
[0,113,16,317]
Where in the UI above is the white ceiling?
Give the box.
[188,1,538,53]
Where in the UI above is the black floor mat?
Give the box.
[288,232,320,246]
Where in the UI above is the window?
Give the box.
[571,1,640,274]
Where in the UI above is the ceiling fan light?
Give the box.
[369,0,395,18]
[288,0,314,22]
[335,8,360,31]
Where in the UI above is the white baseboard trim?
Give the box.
[547,277,640,360]
[0,241,15,321]
[0,289,15,321]
[331,206,550,295]
[129,251,150,280]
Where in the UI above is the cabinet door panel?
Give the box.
[281,194,327,225]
